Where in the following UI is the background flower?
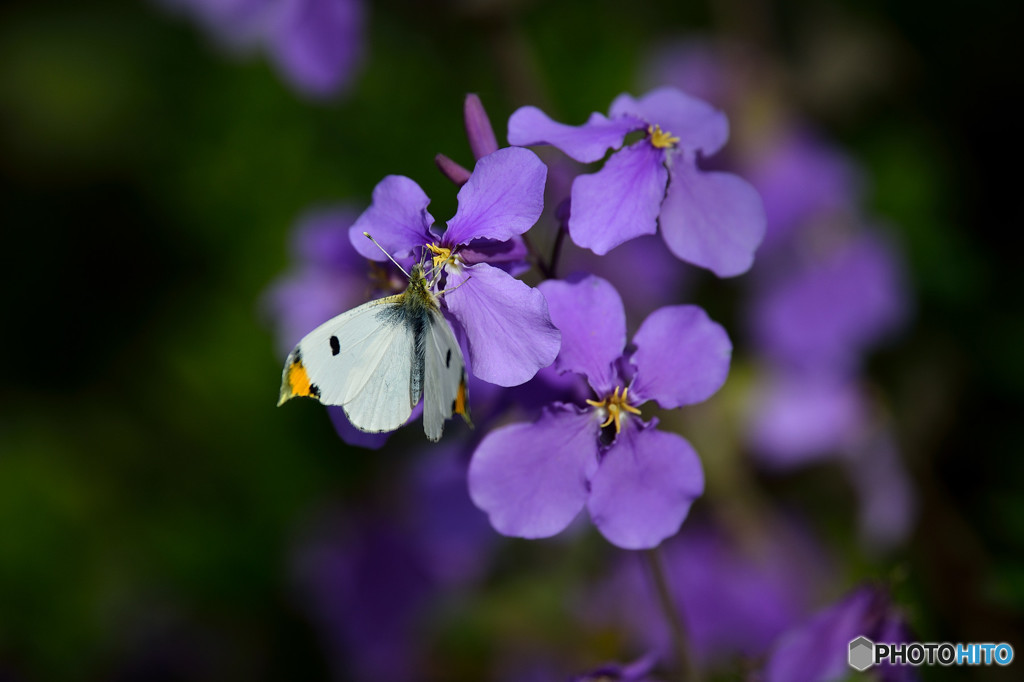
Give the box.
[162,0,365,98]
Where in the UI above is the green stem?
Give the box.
[644,548,700,682]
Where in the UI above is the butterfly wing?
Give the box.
[421,307,469,442]
[279,294,418,434]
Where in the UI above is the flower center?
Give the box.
[586,386,642,434]
[425,242,457,271]
[647,124,680,149]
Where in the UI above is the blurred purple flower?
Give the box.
[764,584,917,682]
[745,372,869,467]
[592,519,829,670]
[642,39,731,107]
[164,0,365,98]
[742,226,916,549]
[293,443,494,681]
[571,653,661,682]
[295,514,433,681]
[843,429,917,552]
[262,206,409,449]
[746,128,864,250]
[508,87,765,277]
[350,147,561,387]
[748,231,908,374]
[469,275,731,549]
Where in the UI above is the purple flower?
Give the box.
[764,584,917,682]
[745,372,869,467]
[164,0,364,98]
[748,231,908,374]
[745,128,864,250]
[350,146,561,387]
[508,87,765,277]
[267,0,364,97]
[590,519,829,670]
[571,653,661,682]
[742,228,917,549]
[293,444,495,681]
[468,274,731,549]
[559,234,693,330]
[294,513,434,682]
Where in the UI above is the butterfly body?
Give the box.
[278,263,469,442]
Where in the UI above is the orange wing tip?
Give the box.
[455,379,473,428]
[278,357,320,405]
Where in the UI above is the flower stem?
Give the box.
[644,548,700,682]
[547,219,567,279]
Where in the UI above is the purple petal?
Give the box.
[458,236,529,271]
[764,587,883,682]
[629,305,731,409]
[350,175,434,260]
[468,405,600,538]
[444,263,560,387]
[328,406,391,450]
[641,40,730,106]
[572,653,660,682]
[587,422,704,549]
[507,106,644,163]
[443,148,547,246]
[610,87,729,156]
[267,0,364,98]
[407,443,495,585]
[166,0,272,47]
[746,372,868,468]
[538,275,626,395]
[569,142,667,255]
[434,153,471,186]
[748,231,909,372]
[464,93,499,160]
[293,512,433,682]
[844,431,917,551]
[262,270,359,355]
[664,523,825,665]
[747,128,863,248]
[559,235,694,327]
[660,156,765,277]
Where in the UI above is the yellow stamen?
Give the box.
[585,386,642,434]
[425,242,455,271]
[648,124,680,149]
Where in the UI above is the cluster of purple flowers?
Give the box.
[261,53,915,677]
[643,40,917,551]
[267,87,764,552]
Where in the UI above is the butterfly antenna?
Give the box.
[363,232,411,279]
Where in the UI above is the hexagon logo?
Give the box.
[849,636,875,671]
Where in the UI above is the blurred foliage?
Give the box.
[1,0,1021,680]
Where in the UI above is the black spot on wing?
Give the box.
[329,335,340,356]
[310,383,321,399]
[445,348,452,368]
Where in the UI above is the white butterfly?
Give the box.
[278,236,469,442]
